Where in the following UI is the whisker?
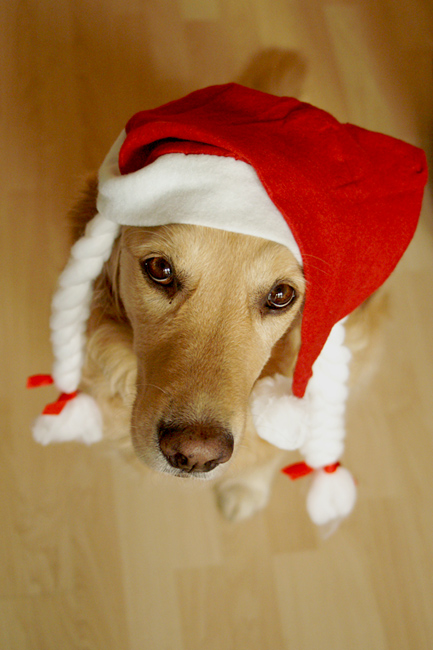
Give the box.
[299,253,334,277]
[146,383,171,396]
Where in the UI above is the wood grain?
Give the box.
[1,0,432,647]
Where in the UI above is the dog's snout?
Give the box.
[158,422,234,473]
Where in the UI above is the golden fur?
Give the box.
[71,176,384,521]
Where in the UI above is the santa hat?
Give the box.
[28,84,427,525]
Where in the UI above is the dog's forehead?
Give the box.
[122,223,303,282]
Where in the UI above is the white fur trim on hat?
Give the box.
[97,131,303,265]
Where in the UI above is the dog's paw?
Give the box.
[215,480,270,522]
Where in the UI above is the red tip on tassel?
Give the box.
[282,461,341,480]
[27,373,79,415]
[42,391,79,415]
[27,374,54,389]
[282,462,314,480]
[324,462,341,474]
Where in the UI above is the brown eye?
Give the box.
[142,256,174,285]
[267,283,296,309]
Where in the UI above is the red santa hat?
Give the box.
[29,84,427,526]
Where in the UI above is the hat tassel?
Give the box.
[29,213,120,445]
[251,318,357,525]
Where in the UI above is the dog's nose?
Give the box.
[158,422,234,473]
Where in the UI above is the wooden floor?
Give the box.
[1,1,433,648]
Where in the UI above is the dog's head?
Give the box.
[111,223,304,479]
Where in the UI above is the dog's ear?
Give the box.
[89,234,127,327]
[260,316,302,380]
[69,175,99,243]
[103,234,124,315]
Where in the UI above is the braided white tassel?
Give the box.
[301,319,351,467]
[51,215,121,393]
[31,214,121,445]
[251,318,357,525]
[302,319,357,524]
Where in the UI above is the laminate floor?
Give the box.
[1,1,433,648]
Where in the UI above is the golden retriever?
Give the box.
[69,173,384,523]
[65,54,388,522]
[70,175,317,520]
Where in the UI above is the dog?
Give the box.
[40,65,424,527]
[67,168,389,523]
[72,176,310,521]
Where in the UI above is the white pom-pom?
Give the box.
[32,393,103,446]
[250,374,310,450]
[306,466,357,526]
